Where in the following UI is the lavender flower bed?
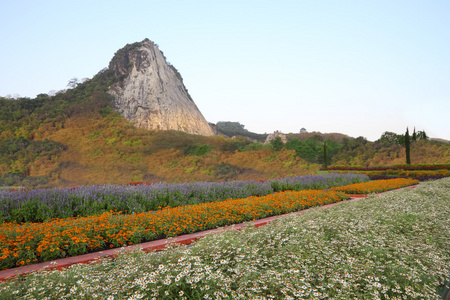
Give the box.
[269,172,368,192]
[0,173,368,223]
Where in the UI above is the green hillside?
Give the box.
[1,71,449,189]
[0,74,317,188]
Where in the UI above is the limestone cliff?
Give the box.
[265,131,288,144]
[107,39,214,136]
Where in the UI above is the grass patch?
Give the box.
[316,170,330,175]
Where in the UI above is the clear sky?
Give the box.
[1,0,449,141]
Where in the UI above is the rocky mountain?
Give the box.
[108,39,214,136]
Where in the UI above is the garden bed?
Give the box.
[0,178,447,299]
[0,189,348,270]
[0,173,368,223]
[331,178,418,194]
[0,178,418,271]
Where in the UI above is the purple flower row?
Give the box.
[0,173,369,223]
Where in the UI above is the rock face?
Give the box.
[108,39,214,136]
[265,131,288,144]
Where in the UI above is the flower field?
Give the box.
[0,178,448,299]
[331,178,418,194]
[0,173,368,223]
[0,177,419,271]
[0,189,348,270]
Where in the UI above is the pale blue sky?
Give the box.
[1,0,449,141]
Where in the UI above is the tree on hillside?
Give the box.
[286,139,318,162]
[215,121,267,142]
[417,130,428,141]
[67,78,80,89]
[270,137,284,151]
[412,127,417,142]
[405,127,411,165]
[378,131,403,145]
[310,134,324,142]
[216,121,247,131]
[323,141,328,169]
[355,136,368,146]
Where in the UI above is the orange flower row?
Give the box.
[0,189,348,270]
[331,178,418,194]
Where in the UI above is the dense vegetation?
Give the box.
[214,121,268,142]
[1,65,449,189]
[0,139,65,175]
[0,94,317,188]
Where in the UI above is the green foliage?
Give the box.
[341,137,367,150]
[108,41,143,77]
[309,134,324,142]
[0,67,115,143]
[144,130,218,155]
[221,138,249,152]
[286,136,364,166]
[243,142,267,151]
[123,140,142,147]
[0,138,66,175]
[377,129,428,147]
[405,127,411,165]
[323,141,328,169]
[0,173,49,189]
[215,121,268,142]
[378,131,403,145]
[184,144,211,156]
[216,121,246,131]
[270,137,284,151]
[416,130,428,141]
[0,173,22,186]
[286,138,318,162]
[286,138,330,163]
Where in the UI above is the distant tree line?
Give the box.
[377,128,428,146]
[378,127,428,165]
[284,135,368,166]
[215,121,268,142]
[269,127,431,167]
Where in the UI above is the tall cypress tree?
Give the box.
[323,141,328,169]
[405,127,411,165]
